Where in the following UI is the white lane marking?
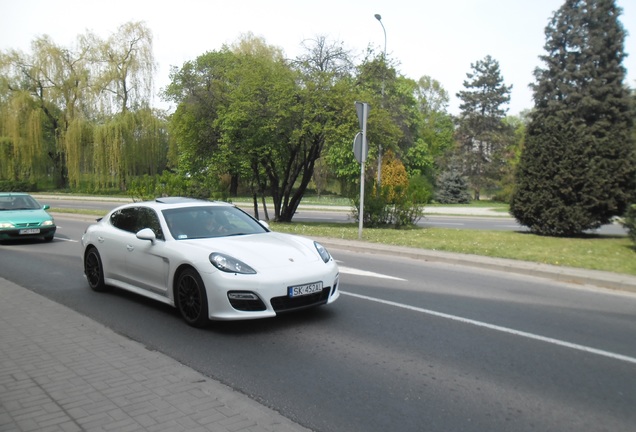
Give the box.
[54,237,77,243]
[341,291,636,365]
[339,266,407,281]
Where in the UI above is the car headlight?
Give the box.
[209,253,256,274]
[0,222,14,229]
[41,220,54,226]
[314,241,331,263]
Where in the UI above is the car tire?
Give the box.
[44,234,54,242]
[175,268,209,328]
[84,247,109,292]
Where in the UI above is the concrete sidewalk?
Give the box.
[0,277,309,432]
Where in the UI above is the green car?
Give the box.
[0,193,56,242]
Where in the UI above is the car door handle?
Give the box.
[126,244,134,252]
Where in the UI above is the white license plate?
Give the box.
[288,281,323,298]
[19,228,40,235]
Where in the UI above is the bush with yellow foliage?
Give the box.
[351,150,431,228]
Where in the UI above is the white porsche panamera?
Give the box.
[81,197,340,327]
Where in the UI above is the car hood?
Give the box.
[179,232,321,269]
[0,209,54,225]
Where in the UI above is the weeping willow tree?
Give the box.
[0,91,48,183]
[92,109,168,190]
[95,21,157,114]
[0,21,167,191]
[63,117,93,189]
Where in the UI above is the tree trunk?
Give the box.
[252,192,259,220]
[260,192,270,221]
[230,174,239,197]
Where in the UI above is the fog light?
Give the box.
[228,292,259,300]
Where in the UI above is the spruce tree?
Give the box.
[510,0,636,236]
[456,55,512,200]
[435,166,471,204]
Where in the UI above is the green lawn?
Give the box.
[270,222,635,276]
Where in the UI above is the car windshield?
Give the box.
[0,195,41,211]
[163,205,268,240]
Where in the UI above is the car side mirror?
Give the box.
[136,228,157,243]
[43,204,50,210]
[259,220,270,230]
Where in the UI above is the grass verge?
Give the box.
[270,222,635,276]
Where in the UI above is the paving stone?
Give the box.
[0,278,311,432]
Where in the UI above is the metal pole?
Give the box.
[375,14,386,187]
[358,103,368,239]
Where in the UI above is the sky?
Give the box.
[1,0,635,116]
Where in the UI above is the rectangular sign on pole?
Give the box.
[355,101,368,132]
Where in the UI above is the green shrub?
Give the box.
[127,172,224,202]
[350,183,391,227]
[0,180,37,192]
[350,174,431,228]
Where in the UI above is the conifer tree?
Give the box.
[511,0,635,236]
[435,160,471,204]
[456,55,512,200]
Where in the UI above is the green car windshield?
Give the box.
[0,195,42,211]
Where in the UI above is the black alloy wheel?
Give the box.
[176,268,209,328]
[84,247,109,292]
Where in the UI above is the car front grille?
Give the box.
[270,286,332,313]
[15,222,41,228]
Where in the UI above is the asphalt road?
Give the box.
[1,216,635,431]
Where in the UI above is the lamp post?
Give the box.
[374,13,386,187]
[375,14,386,56]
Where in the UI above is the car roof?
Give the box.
[0,192,30,197]
[155,197,208,205]
[125,197,234,210]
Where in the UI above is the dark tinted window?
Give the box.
[110,208,137,233]
[110,207,164,240]
[137,207,164,240]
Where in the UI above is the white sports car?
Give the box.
[81,197,340,326]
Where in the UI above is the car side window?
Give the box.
[110,207,164,241]
[137,207,164,241]
[110,208,137,233]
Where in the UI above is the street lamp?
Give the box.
[375,14,386,58]
[374,13,386,187]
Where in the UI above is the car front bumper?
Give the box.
[201,261,340,320]
[0,226,56,241]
